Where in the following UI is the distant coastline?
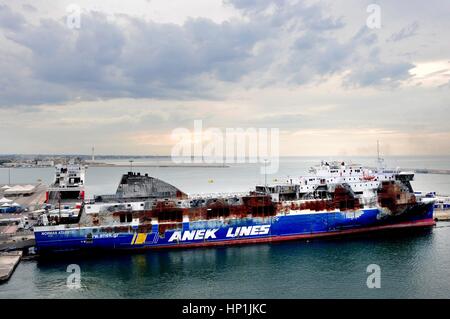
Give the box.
[88,162,229,168]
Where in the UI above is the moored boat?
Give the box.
[45,162,86,208]
[34,161,435,254]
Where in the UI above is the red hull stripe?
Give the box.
[145,218,436,250]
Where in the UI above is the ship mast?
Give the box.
[376,140,385,171]
[377,140,380,162]
[264,159,268,191]
[129,160,134,173]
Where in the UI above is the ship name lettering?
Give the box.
[169,229,218,242]
[226,225,271,238]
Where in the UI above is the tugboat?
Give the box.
[34,161,435,254]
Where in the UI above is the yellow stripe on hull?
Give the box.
[131,233,137,245]
[134,233,147,245]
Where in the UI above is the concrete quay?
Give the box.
[0,251,22,283]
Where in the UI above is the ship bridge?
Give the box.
[255,161,413,202]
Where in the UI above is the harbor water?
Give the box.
[1,156,450,298]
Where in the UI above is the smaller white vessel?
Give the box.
[46,162,86,208]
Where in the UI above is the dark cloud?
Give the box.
[346,61,414,86]
[344,31,415,88]
[388,21,419,42]
[22,4,37,13]
[224,0,286,13]
[0,4,26,30]
[0,2,415,107]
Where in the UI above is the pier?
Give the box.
[407,168,450,175]
[367,167,450,175]
[0,233,35,252]
[88,162,229,168]
[0,183,47,210]
[0,251,22,283]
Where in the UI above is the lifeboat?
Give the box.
[362,172,376,181]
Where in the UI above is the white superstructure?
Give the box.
[49,164,86,191]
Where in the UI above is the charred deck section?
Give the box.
[108,194,278,232]
[378,180,416,215]
[95,172,188,202]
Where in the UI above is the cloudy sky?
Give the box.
[0,0,449,156]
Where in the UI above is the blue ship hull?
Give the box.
[35,203,435,253]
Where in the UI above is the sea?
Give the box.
[1,156,450,299]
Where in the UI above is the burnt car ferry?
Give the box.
[34,161,435,253]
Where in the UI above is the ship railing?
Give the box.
[0,230,34,240]
[188,192,250,199]
[98,204,130,214]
